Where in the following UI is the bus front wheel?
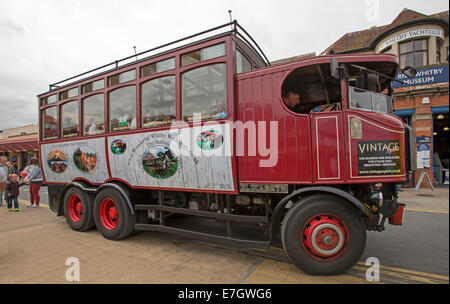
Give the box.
[93,188,135,241]
[281,194,366,275]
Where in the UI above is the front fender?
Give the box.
[270,186,370,242]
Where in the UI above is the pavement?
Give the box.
[0,186,448,284]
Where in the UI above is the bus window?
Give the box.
[82,79,104,94]
[108,70,136,86]
[182,64,227,122]
[141,58,175,77]
[83,94,105,135]
[236,50,252,73]
[42,106,58,140]
[41,94,57,106]
[109,86,136,132]
[181,43,226,66]
[141,76,176,128]
[61,100,79,138]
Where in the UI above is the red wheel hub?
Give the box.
[301,214,349,261]
[99,198,119,230]
[68,194,83,222]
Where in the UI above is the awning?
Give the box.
[0,135,38,153]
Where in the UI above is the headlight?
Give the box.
[369,191,384,208]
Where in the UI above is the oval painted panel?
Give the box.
[73,146,98,173]
[141,145,178,179]
[111,139,127,155]
[47,150,68,173]
[196,130,223,151]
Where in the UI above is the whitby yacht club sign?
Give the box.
[377,28,444,52]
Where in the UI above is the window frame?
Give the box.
[140,75,177,129]
[60,99,80,139]
[107,84,138,133]
[181,42,227,67]
[38,35,237,140]
[180,62,228,122]
[82,93,106,136]
[235,49,253,74]
[41,105,59,141]
[398,38,429,68]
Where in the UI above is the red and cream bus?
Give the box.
[37,21,415,275]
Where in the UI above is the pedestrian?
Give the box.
[0,166,6,207]
[24,158,43,208]
[0,156,14,207]
[6,174,24,212]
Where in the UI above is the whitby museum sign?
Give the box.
[392,65,449,88]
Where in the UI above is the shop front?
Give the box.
[0,135,39,173]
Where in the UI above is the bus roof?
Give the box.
[38,20,270,97]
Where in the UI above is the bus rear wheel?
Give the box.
[63,187,95,232]
[281,194,366,275]
[93,188,135,241]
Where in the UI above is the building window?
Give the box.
[399,39,428,68]
[182,63,227,121]
[61,100,79,138]
[436,39,441,64]
[42,106,58,140]
[381,46,392,54]
[141,76,176,128]
[109,86,136,132]
[83,94,105,135]
[181,43,226,66]
[401,115,412,126]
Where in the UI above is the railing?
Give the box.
[48,20,270,91]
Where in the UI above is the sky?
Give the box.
[0,0,448,130]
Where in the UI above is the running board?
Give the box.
[135,224,270,249]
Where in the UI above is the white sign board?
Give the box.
[377,29,444,52]
[416,144,431,169]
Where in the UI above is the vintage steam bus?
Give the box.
[37,21,415,275]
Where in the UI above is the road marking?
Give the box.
[265,248,448,283]
[405,208,449,214]
[356,262,449,283]
[353,265,448,284]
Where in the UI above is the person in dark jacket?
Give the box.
[6,174,24,212]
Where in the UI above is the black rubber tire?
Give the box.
[281,194,366,275]
[49,191,59,213]
[93,188,135,241]
[63,187,96,232]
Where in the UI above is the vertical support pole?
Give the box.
[226,195,232,237]
[159,191,165,225]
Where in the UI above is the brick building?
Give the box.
[0,125,39,172]
[323,8,449,187]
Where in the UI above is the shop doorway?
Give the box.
[433,113,449,185]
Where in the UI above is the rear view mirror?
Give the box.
[401,66,417,78]
[330,57,340,79]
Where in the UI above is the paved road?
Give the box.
[0,186,448,284]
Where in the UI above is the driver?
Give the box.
[282,90,301,112]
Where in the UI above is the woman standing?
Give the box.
[24,158,43,208]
